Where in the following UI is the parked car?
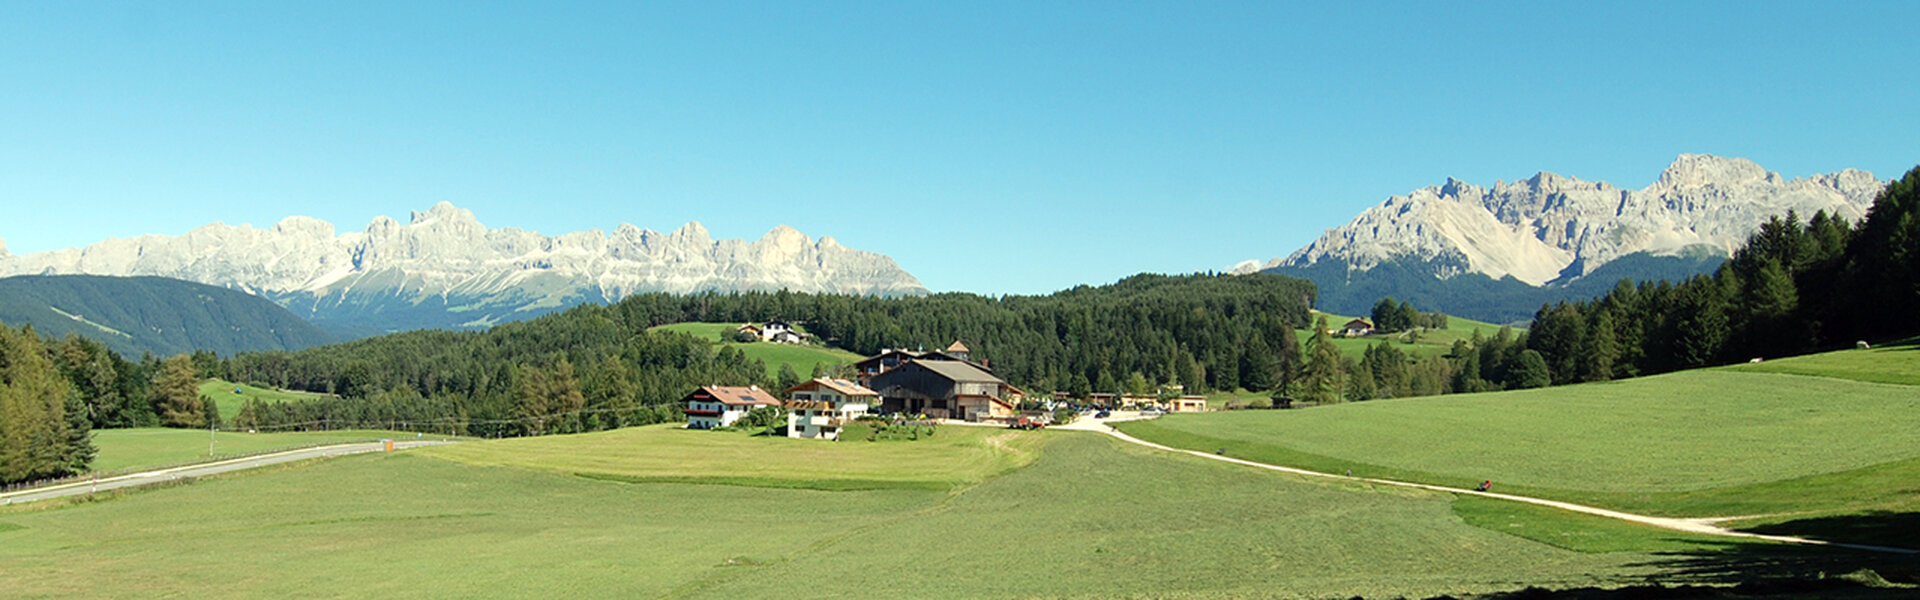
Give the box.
[1094,410,1112,419]
[1008,417,1046,430]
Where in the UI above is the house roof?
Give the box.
[689,385,782,407]
[1343,318,1373,329]
[946,340,970,353]
[853,348,924,367]
[908,359,1005,384]
[784,377,878,397]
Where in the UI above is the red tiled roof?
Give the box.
[784,377,878,397]
[692,386,781,407]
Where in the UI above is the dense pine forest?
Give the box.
[200,272,1318,438]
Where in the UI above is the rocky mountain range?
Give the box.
[1238,154,1888,323]
[0,203,927,335]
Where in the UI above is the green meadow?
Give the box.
[90,427,444,474]
[1301,310,1512,361]
[0,428,1780,600]
[421,425,1042,491]
[650,322,864,377]
[8,348,1916,597]
[198,378,337,421]
[1728,342,1920,386]
[1119,365,1920,548]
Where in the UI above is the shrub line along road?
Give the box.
[1056,414,1919,556]
[0,440,455,505]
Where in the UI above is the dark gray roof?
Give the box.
[910,359,1004,384]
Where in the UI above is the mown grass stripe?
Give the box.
[573,472,952,492]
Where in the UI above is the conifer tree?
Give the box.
[1301,316,1344,403]
[151,355,206,428]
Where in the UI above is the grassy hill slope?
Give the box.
[1301,310,1514,361]
[198,378,338,421]
[1119,354,1920,547]
[89,427,440,474]
[650,322,863,377]
[0,275,333,357]
[1,426,1798,599]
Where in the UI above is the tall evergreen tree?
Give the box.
[151,355,206,429]
[1274,325,1302,390]
[1506,350,1551,390]
[1239,336,1279,391]
[1582,309,1620,382]
[1301,316,1344,403]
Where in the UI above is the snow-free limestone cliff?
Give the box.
[1236,155,1887,322]
[0,203,927,333]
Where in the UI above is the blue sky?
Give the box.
[3,2,1915,294]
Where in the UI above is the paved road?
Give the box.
[0,440,454,506]
[1062,414,1917,555]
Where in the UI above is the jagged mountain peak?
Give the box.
[671,221,712,242]
[1240,154,1887,286]
[1654,153,1771,190]
[0,238,9,258]
[0,204,927,332]
[409,201,481,227]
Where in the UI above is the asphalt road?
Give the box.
[0,440,454,506]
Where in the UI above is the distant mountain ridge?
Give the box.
[0,275,335,357]
[0,203,927,334]
[1237,155,1888,323]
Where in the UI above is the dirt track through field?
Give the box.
[0,441,454,505]
[1057,416,1917,555]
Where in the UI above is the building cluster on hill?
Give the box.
[681,340,1026,441]
[682,339,1221,441]
[735,320,805,344]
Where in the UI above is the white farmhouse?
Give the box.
[682,385,782,430]
[782,378,879,440]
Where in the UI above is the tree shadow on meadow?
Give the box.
[1439,519,1920,600]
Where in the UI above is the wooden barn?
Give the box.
[867,359,1019,422]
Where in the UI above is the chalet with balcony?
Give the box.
[682,385,781,430]
[782,378,879,440]
[867,359,1020,422]
[1340,318,1374,337]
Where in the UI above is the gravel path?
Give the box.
[0,440,455,506]
[1058,415,1916,555]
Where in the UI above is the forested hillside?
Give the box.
[0,275,334,357]
[210,273,1316,435]
[1526,166,1920,383]
[0,324,94,485]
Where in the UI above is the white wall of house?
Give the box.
[687,400,756,429]
[786,390,872,440]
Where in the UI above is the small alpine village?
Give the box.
[687,324,1216,439]
[8,5,1920,600]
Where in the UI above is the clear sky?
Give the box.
[3,2,1915,295]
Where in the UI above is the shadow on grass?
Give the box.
[1742,511,1919,551]
[1430,539,1918,599]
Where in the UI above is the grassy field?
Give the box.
[6,425,1826,599]
[421,424,1044,491]
[91,427,443,474]
[1118,368,1920,546]
[651,322,864,377]
[1302,310,1514,361]
[1728,342,1920,385]
[198,378,336,421]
